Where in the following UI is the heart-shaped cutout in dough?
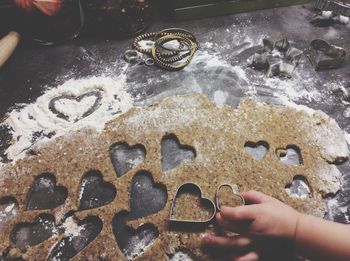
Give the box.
[161,134,196,172]
[78,170,117,211]
[11,214,57,250]
[244,141,269,161]
[276,145,303,166]
[47,216,103,261]
[25,173,68,211]
[110,142,146,177]
[112,211,158,261]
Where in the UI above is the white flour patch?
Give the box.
[345,132,350,146]
[62,217,83,238]
[1,76,134,164]
[213,90,228,107]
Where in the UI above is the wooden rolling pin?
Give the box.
[0,31,20,69]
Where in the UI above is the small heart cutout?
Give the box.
[216,184,245,211]
[161,134,196,172]
[49,91,103,122]
[112,211,158,261]
[78,170,117,211]
[26,173,68,211]
[170,183,216,223]
[11,214,58,250]
[47,216,103,261]
[110,142,146,177]
[0,197,18,230]
[244,141,269,160]
[129,171,167,220]
[277,145,303,166]
[285,175,311,199]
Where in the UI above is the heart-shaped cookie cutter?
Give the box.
[169,183,216,224]
[215,184,245,211]
[306,39,346,71]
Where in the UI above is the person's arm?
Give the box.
[202,191,350,261]
[296,213,350,261]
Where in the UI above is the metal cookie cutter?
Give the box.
[124,49,141,64]
[216,184,245,211]
[315,0,350,17]
[249,38,303,78]
[169,183,216,224]
[144,58,155,66]
[306,39,346,70]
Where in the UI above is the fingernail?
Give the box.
[201,234,211,242]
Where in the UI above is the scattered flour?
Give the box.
[62,216,83,238]
[124,231,156,261]
[0,202,17,229]
[169,251,193,261]
[321,11,350,25]
[1,76,134,164]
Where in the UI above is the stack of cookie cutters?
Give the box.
[169,183,245,224]
[306,39,347,70]
[311,0,350,26]
[249,39,303,78]
[314,0,350,17]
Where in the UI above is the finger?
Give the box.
[202,234,252,249]
[241,191,274,204]
[216,213,251,234]
[220,205,260,222]
[235,251,259,261]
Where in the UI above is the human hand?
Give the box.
[14,0,34,11]
[202,191,302,261]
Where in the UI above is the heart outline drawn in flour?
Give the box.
[161,134,196,172]
[109,142,146,177]
[169,183,216,223]
[10,214,58,250]
[244,141,269,161]
[78,170,117,211]
[128,170,167,220]
[47,216,103,261]
[276,145,303,166]
[49,90,103,122]
[112,211,159,261]
[25,173,68,211]
[215,184,245,211]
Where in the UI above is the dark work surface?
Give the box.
[0,2,350,224]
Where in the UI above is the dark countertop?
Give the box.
[0,3,350,223]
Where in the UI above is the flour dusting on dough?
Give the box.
[1,76,134,164]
